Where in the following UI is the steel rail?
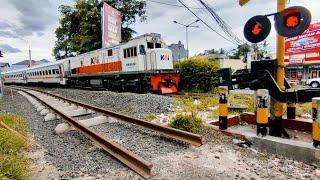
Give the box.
[12,86,203,146]
[14,87,153,179]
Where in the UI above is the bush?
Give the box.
[168,114,203,133]
[174,57,220,92]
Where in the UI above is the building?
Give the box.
[5,59,50,72]
[284,22,320,85]
[0,62,10,72]
[168,41,188,63]
[220,58,247,71]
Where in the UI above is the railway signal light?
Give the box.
[274,6,311,38]
[244,15,271,43]
[244,6,311,43]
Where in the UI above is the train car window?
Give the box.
[127,48,131,57]
[40,71,42,76]
[133,47,137,56]
[52,70,55,75]
[108,49,113,56]
[49,70,52,75]
[124,49,127,58]
[55,69,60,74]
[42,71,45,76]
[45,70,48,75]
[147,42,154,49]
[155,43,161,48]
[130,48,134,57]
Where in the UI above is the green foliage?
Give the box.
[53,0,146,60]
[229,43,251,59]
[174,57,220,92]
[0,153,28,180]
[0,114,30,180]
[144,113,155,121]
[168,114,203,133]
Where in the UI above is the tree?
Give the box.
[53,0,146,60]
[219,48,225,55]
[229,43,250,59]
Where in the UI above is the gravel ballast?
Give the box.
[1,87,319,179]
[45,88,175,119]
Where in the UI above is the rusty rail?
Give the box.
[12,86,203,146]
[14,87,153,178]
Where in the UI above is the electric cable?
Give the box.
[177,0,239,45]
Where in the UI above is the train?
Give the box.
[3,33,180,94]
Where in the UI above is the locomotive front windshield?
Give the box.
[147,42,162,49]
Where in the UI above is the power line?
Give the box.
[177,0,238,45]
[197,0,242,45]
[145,0,203,9]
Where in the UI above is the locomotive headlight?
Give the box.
[176,70,180,73]
[156,70,160,74]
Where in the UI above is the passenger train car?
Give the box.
[3,33,180,94]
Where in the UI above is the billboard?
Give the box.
[285,22,320,55]
[102,3,121,48]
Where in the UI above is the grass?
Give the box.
[0,114,30,180]
[144,113,156,121]
[168,114,203,133]
[283,102,312,118]
[175,92,255,120]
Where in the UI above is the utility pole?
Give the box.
[28,45,32,67]
[173,19,200,58]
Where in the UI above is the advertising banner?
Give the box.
[285,22,320,55]
[102,3,121,48]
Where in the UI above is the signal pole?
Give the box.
[270,0,287,137]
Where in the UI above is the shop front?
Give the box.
[285,22,320,86]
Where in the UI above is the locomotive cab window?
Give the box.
[139,45,146,55]
[108,49,113,56]
[147,42,154,49]
[155,43,161,48]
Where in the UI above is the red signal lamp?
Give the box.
[275,6,311,38]
[244,15,271,43]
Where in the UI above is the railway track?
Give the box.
[11,86,203,178]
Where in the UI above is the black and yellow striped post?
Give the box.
[287,89,296,120]
[256,89,269,136]
[287,102,296,120]
[219,86,228,130]
[312,98,320,147]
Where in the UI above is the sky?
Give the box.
[0,0,319,64]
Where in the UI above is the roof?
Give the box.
[13,59,50,66]
[3,60,66,74]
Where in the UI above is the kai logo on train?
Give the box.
[160,54,170,61]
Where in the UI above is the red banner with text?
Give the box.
[102,3,121,48]
[285,22,320,55]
